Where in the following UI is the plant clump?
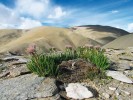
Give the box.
[27,45,78,77]
[76,46,109,70]
[26,44,110,81]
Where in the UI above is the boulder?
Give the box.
[34,78,58,98]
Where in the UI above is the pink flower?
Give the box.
[26,44,36,54]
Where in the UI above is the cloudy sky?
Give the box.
[0,0,133,32]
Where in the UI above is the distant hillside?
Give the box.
[78,25,129,35]
[0,29,28,47]
[71,25,130,45]
[0,25,130,53]
[103,34,133,49]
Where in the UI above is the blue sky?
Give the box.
[0,0,133,32]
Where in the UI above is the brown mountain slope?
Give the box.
[103,34,133,49]
[71,25,129,45]
[0,29,21,45]
[0,25,130,53]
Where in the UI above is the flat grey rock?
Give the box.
[2,56,21,61]
[11,58,28,65]
[106,70,133,83]
[112,63,131,71]
[119,56,133,61]
[2,56,28,63]
[0,75,59,100]
[0,74,44,100]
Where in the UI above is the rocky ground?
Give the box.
[0,48,133,100]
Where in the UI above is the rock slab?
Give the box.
[0,74,44,100]
[106,70,133,83]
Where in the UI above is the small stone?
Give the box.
[117,63,131,71]
[124,71,129,74]
[59,91,69,100]
[121,90,130,95]
[109,87,116,91]
[0,71,10,78]
[10,65,30,77]
[115,90,120,96]
[106,70,133,83]
[102,93,110,99]
[18,58,28,63]
[0,64,2,67]
[66,83,93,100]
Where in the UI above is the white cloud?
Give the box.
[0,24,16,29]
[16,0,50,18]
[0,4,20,25]
[18,18,42,29]
[48,6,66,19]
[111,10,119,14]
[0,3,42,29]
[127,23,133,32]
[0,0,67,29]
[0,0,68,29]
